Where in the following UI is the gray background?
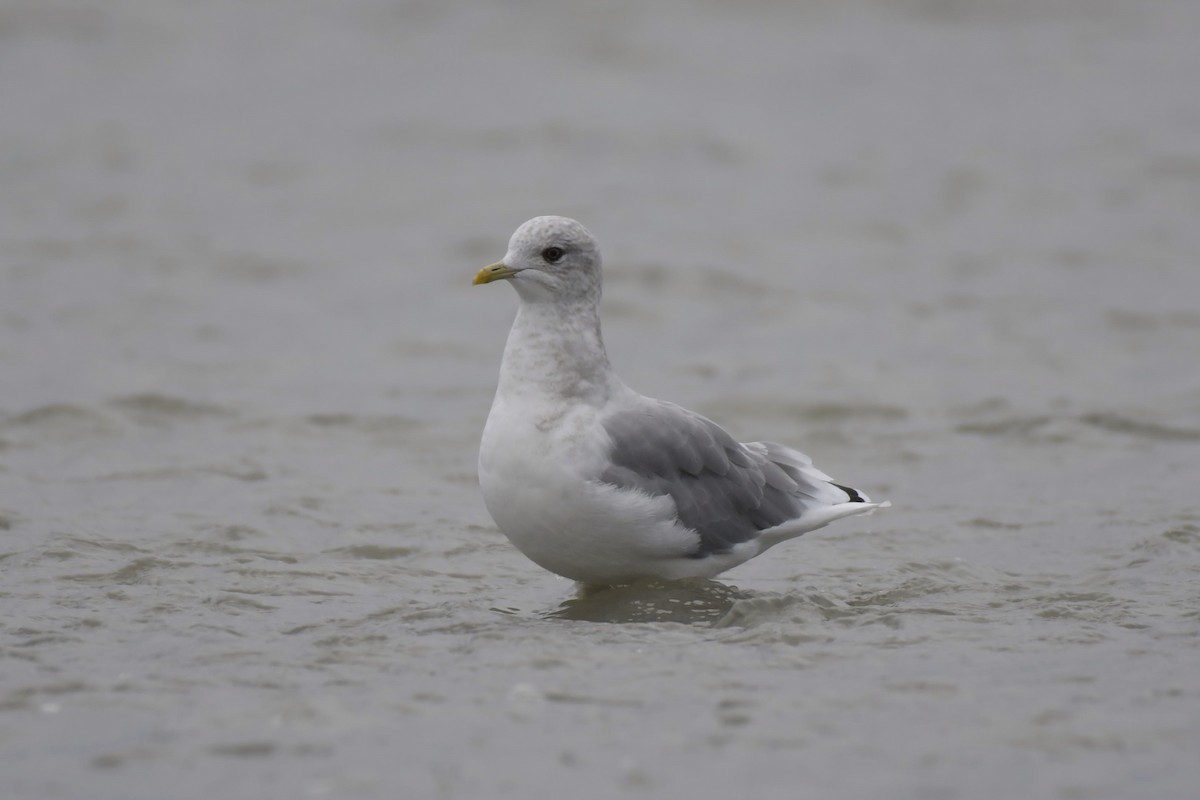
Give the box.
[3,1,1198,798]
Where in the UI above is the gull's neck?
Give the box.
[496,298,617,406]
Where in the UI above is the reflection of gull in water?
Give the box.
[549,578,752,625]
[474,216,887,586]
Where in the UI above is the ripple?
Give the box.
[208,741,276,758]
[61,557,184,585]
[302,413,418,435]
[1163,524,1200,545]
[0,404,116,440]
[1079,412,1200,442]
[108,393,235,424]
[957,410,1200,443]
[326,544,416,560]
[90,463,269,482]
[956,415,1054,437]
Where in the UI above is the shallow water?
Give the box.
[3,1,1199,798]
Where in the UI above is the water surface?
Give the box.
[2,1,1198,798]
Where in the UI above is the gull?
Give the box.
[473,216,886,585]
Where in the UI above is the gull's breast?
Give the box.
[478,397,700,582]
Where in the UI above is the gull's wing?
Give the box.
[597,400,867,556]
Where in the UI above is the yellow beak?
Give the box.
[473,262,519,285]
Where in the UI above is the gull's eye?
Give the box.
[541,246,565,264]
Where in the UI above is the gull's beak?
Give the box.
[473,262,519,285]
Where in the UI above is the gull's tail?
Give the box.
[746,441,889,551]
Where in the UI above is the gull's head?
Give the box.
[473,216,602,304]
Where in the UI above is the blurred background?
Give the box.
[2,1,1198,798]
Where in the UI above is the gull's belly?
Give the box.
[478,403,699,582]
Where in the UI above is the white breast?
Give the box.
[478,393,700,583]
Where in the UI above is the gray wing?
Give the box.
[598,400,863,557]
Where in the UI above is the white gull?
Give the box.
[474,216,887,585]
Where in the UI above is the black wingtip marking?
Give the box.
[831,482,866,503]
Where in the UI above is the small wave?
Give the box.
[0,404,115,439]
[957,411,1200,443]
[1163,524,1200,545]
[713,560,1011,636]
[0,681,92,712]
[1079,413,1200,442]
[208,741,277,758]
[714,591,860,632]
[1106,308,1200,331]
[90,464,268,482]
[956,415,1053,437]
[326,544,415,560]
[302,413,419,440]
[108,393,235,423]
[790,402,910,422]
[701,398,909,428]
[965,517,1023,530]
[204,594,278,612]
[61,556,183,586]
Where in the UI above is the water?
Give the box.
[3,1,1199,798]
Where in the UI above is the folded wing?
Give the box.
[598,400,867,557]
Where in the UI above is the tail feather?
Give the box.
[755,499,889,551]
